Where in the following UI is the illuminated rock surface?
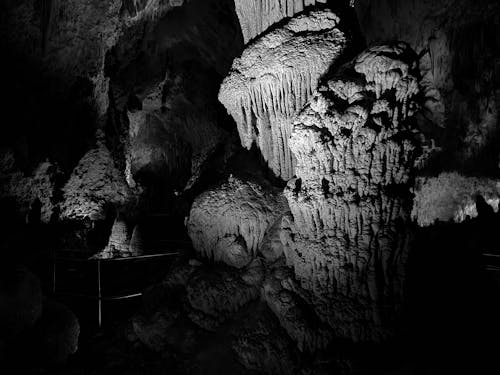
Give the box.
[187,176,287,268]
[354,0,500,171]
[412,172,500,226]
[129,224,145,256]
[60,139,134,221]
[219,9,348,180]
[282,42,424,341]
[234,0,327,43]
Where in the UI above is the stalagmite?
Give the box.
[187,176,287,268]
[219,9,348,180]
[129,224,145,256]
[282,42,425,341]
[234,0,327,43]
[93,214,132,259]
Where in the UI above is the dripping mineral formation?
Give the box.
[281,42,424,342]
[219,9,348,180]
[234,0,328,43]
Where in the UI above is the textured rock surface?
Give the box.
[125,64,228,191]
[262,266,332,351]
[230,303,299,374]
[132,306,181,352]
[219,9,348,180]
[60,140,134,221]
[412,172,500,226]
[93,214,132,259]
[355,0,500,171]
[0,155,59,223]
[129,224,145,256]
[186,262,263,330]
[281,43,424,341]
[234,0,327,43]
[187,176,287,268]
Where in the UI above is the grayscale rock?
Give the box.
[187,176,287,268]
[281,42,424,342]
[412,172,500,226]
[219,9,348,180]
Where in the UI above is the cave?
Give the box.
[1,0,500,374]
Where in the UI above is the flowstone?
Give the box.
[187,176,287,268]
[281,43,425,341]
[219,9,348,180]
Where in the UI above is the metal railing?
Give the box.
[53,252,179,327]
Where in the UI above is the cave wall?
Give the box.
[0,0,244,229]
[355,0,500,173]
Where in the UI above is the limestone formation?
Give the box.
[93,214,131,259]
[281,42,424,341]
[0,151,59,223]
[186,263,263,330]
[354,0,500,170]
[230,303,299,374]
[60,140,134,221]
[132,306,181,352]
[129,224,145,256]
[219,9,348,180]
[262,267,332,351]
[125,65,228,191]
[187,176,287,268]
[234,0,327,43]
[412,172,500,226]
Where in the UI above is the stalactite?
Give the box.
[219,10,347,180]
[234,0,327,43]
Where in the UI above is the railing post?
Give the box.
[52,257,56,295]
[97,260,102,328]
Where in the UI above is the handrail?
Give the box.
[52,251,179,327]
[53,252,180,263]
[483,253,500,258]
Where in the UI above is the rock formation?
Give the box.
[234,0,328,43]
[281,42,424,341]
[60,139,134,221]
[125,64,229,191]
[0,153,60,223]
[219,9,348,180]
[412,172,500,226]
[262,265,332,351]
[93,214,133,259]
[230,303,299,375]
[354,0,500,171]
[186,262,263,330]
[129,224,145,256]
[187,176,287,268]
